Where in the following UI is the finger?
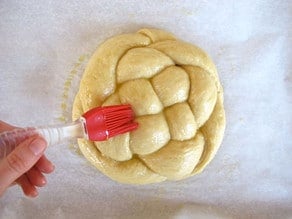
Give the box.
[26,166,46,187]
[0,120,16,132]
[16,174,38,197]
[35,155,55,174]
[0,137,47,195]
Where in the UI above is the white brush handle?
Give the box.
[0,120,85,159]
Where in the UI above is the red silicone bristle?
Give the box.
[108,122,139,138]
[103,104,138,138]
[106,110,133,123]
[83,104,138,141]
[105,106,134,124]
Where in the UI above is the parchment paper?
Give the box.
[0,1,291,218]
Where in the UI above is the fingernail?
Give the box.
[29,138,47,156]
[29,190,38,198]
[41,178,47,185]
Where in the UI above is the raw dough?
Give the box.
[72,28,226,184]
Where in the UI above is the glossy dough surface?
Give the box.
[72,28,226,184]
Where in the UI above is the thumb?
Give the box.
[0,137,47,194]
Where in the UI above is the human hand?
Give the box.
[0,121,54,197]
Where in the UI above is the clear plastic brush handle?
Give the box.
[0,120,85,159]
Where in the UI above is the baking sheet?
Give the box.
[0,1,291,218]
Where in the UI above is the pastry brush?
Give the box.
[0,104,138,159]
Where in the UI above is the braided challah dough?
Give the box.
[72,28,226,184]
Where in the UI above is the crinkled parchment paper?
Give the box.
[0,1,291,218]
